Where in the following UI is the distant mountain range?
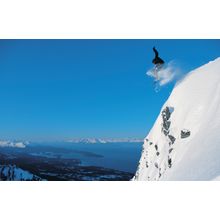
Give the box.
[66,138,144,144]
[0,138,144,147]
[0,140,28,148]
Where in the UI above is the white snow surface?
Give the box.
[0,165,43,181]
[134,57,220,181]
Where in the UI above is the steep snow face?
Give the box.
[134,57,220,181]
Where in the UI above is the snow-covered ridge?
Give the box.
[0,140,28,148]
[134,57,220,181]
[67,138,143,144]
[0,165,43,181]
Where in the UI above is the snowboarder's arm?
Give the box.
[153,47,159,57]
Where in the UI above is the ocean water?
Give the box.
[30,142,142,173]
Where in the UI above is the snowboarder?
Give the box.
[152,46,164,65]
[152,47,164,80]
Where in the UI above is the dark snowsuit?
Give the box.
[152,47,164,65]
[152,47,165,81]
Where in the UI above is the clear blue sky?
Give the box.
[0,40,219,141]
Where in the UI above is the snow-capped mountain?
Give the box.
[67,138,143,144]
[134,57,220,181]
[0,140,27,148]
[0,165,43,181]
[67,138,107,144]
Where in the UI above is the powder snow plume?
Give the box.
[146,61,182,86]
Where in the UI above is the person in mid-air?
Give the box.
[152,47,164,65]
[152,47,165,80]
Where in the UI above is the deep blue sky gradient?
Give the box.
[0,40,219,140]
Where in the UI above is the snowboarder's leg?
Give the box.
[154,64,164,80]
[153,64,164,92]
[154,64,160,81]
[154,68,159,81]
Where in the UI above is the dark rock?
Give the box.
[155,144,158,151]
[161,106,174,136]
[155,162,159,169]
[168,158,172,168]
[156,152,160,156]
[162,106,174,121]
[163,129,169,136]
[149,142,153,145]
[169,148,174,154]
[168,135,176,144]
[181,129,191,138]
[163,120,171,131]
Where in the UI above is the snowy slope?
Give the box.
[134,57,220,181]
[0,165,43,181]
